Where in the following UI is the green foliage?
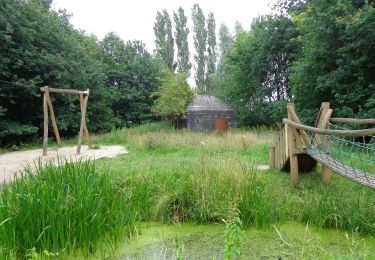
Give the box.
[217,23,233,73]
[206,12,217,91]
[192,3,207,92]
[221,15,299,126]
[100,33,161,127]
[0,0,114,144]
[224,206,245,259]
[0,160,142,257]
[291,0,375,123]
[152,69,193,120]
[153,10,175,69]
[173,7,191,76]
[0,1,162,146]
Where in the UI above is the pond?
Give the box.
[114,222,375,259]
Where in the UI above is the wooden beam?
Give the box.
[330,118,375,125]
[77,89,89,154]
[43,93,48,156]
[40,87,88,95]
[45,87,62,146]
[319,105,331,185]
[321,109,333,129]
[287,104,311,146]
[80,93,91,146]
[288,103,299,187]
[283,118,375,137]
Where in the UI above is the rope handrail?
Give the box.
[330,118,375,125]
[283,118,375,137]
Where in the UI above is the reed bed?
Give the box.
[0,160,143,258]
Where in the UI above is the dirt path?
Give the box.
[0,145,127,183]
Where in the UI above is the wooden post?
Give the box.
[45,87,62,146]
[43,93,48,156]
[317,102,331,185]
[269,146,275,169]
[80,93,91,146]
[287,103,299,187]
[77,89,89,154]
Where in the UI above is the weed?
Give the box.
[224,205,245,259]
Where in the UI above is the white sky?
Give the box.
[52,0,274,86]
[52,0,274,51]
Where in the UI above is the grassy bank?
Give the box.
[0,123,374,257]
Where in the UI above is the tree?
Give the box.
[291,0,375,123]
[153,10,175,69]
[218,23,233,64]
[234,20,245,36]
[192,3,207,92]
[224,15,300,126]
[0,0,116,144]
[152,69,193,121]
[100,33,161,126]
[206,12,217,90]
[173,7,191,76]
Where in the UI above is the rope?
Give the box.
[303,122,375,188]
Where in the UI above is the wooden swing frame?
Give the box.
[40,86,91,156]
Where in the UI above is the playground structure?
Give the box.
[41,86,91,156]
[269,102,375,189]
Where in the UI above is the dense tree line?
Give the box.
[0,0,162,145]
[211,0,375,126]
[2,0,374,145]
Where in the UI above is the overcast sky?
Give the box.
[52,0,274,52]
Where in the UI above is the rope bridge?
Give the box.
[269,102,375,189]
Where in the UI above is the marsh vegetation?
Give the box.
[1,123,374,258]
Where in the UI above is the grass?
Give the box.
[0,160,144,258]
[0,122,374,257]
[94,123,375,234]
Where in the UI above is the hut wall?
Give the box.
[187,110,236,131]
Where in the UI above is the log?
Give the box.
[288,103,299,186]
[45,87,62,146]
[287,104,311,146]
[283,118,375,137]
[330,118,375,125]
[80,93,91,146]
[40,87,88,95]
[77,89,89,154]
[43,93,48,156]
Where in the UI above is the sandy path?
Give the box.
[0,145,127,183]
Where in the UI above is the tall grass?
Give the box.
[1,124,375,257]
[0,160,144,258]
[95,125,375,235]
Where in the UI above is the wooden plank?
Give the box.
[77,89,89,154]
[269,146,275,169]
[43,93,48,156]
[330,118,375,125]
[40,87,88,95]
[80,93,91,146]
[45,87,62,146]
[284,124,288,158]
